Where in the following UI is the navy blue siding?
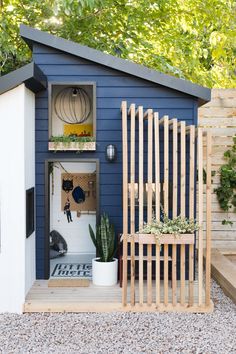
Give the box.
[33,43,198,279]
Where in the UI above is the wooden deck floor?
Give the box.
[211,248,236,304]
[24,280,213,313]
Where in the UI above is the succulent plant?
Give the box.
[89,213,116,262]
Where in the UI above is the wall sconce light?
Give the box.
[105,144,117,162]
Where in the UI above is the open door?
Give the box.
[45,159,99,281]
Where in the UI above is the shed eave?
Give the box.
[0,62,47,96]
[20,24,211,105]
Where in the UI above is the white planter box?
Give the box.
[48,141,96,151]
[92,258,118,286]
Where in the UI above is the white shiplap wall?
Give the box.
[0,84,36,313]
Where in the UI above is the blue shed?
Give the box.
[0,25,211,312]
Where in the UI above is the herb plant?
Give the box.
[139,213,199,244]
[50,135,95,143]
[50,135,95,152]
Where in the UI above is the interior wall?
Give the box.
[50,161,96,255]
[51,84,94,136]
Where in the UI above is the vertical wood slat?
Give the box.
[189,126,195,306]
[180,121,186,305]
[147,109,153,222]
[130,104,136,306]
[155,245,160,306]
[172,118,178,306]
[121,101,128,306]
[180,121,186,216]
[172,119,178,218]
[205,131,212,306]
[164,244,169,306]
[138,106,144,306]
[164,115,169,216]
[163,116,169,306]
[198,128,203,305]
[154,112,160,221]
[147,110,153,306]
[154,112,160,306]
[172,245,177,306]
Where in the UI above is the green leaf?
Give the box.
[88,224,97,248]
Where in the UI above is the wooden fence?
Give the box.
[121,101,213,312]
[199,89,236,249]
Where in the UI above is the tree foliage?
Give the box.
[0,0,235,87]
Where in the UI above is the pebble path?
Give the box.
[0,280,235,354]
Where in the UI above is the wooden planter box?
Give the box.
[127,233,194,245]
[48,141,96,151]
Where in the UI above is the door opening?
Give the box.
[45,159,99,280]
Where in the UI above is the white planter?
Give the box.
[92,258,118,286]
[48,141,96,151]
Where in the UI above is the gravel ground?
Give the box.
[0,280,235,354]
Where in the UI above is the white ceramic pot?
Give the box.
[92,258,118,286]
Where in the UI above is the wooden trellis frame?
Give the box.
[121,101,213,313]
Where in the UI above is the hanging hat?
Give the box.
[62,179,73,193]
[72,186,85,204]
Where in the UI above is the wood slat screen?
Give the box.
[121,101,213,312]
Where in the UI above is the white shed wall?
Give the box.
[24,88,36,296]
[0,84,36,313]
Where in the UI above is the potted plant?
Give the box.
[89,213,118,286]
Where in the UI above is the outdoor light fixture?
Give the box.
[105,144,117,162]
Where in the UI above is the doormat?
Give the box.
[51,263,92,278]
[48,278,90,287]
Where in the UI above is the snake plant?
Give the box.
[89,213,116,262]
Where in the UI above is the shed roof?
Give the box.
[20,24,210,105]
[0,62,47,95]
